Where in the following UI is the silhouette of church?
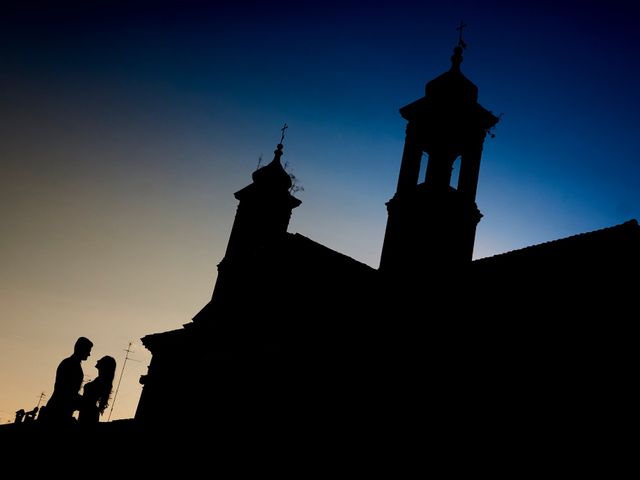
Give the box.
[134,39,639,436]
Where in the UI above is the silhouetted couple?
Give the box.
[42,337,116,426]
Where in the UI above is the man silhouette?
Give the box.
[42,336,93,425]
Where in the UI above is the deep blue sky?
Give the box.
[1,1,639,420]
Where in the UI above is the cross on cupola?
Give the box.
[279,123,288,145]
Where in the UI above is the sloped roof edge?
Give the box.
[473,219,639,264]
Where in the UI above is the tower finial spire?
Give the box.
[450,21,467,72]
[272,123,288,164]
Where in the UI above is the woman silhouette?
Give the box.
[79,355,116,424]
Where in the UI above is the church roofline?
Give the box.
[288,232,377,273]
[473,219,639,264]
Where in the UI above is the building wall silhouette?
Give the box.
[134,43,639,435]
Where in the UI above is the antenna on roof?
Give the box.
[107,342,139,422]
[36,392,46,409]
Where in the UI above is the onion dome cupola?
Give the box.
[251,142,294,192]
[423,45,478,104]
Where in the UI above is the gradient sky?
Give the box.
[1,1,639,422]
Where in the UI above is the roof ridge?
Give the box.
[474,219,639,263]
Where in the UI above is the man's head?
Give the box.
[74,337,93,361]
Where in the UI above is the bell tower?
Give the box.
[380,30,499,275]
[212,125,301,299]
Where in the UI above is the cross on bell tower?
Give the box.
[379,29,499,275]
[456,20,467,49]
